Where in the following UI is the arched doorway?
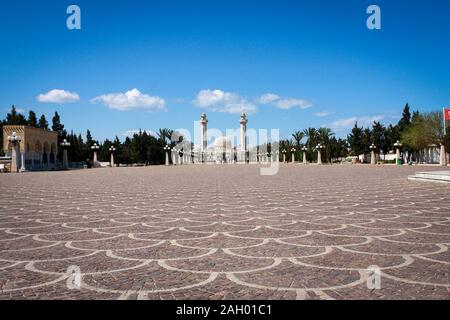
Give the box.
[35,141,42,168]
[43,142,49,167]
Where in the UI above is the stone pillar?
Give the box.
[283,154,286,163]
[240,112,248,152]
[440,145,447,167]
[93,151,98,164]
[20,151,26,172]
[11,143,20,173]
[165,151,170,166]
[371,150,376,165]
[303,151,307,165]
[317,150,322,165]
[201,113,208,153]
[110,152,114,168]
[291,153,295,163]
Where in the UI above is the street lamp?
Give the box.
[316,144,325,165]
[290,148,296,163]
[394,141,403,165]
[282,149,287,163]
[275,150,280,162]
[60,139,71,170]
[163,145,171,166]
[302,146,308,165]
[369,143,377,165]
[91,143,100,167]
[109,146,116,167]
[7,132,22,173]
[172,148,179,165]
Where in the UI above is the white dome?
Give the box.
[213,136,232,151]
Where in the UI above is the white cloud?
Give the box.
[92,88,166,111]
[258,93,280,104]
[274,98,312,110]
[314,112,332,117]
[37,89,80,103]
[194,89,257,114]
[330,115,386,131]
[258,93,312,110]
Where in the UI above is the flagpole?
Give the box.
[444,107,447,136]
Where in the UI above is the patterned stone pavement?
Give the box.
[0,165,449,300]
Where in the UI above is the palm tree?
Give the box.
[303,127,318,149]
[292,131,305,147]
[157,128,170,144]
[157,128,175,145]
[318,127,333,144]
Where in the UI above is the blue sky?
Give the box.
[0,0,449,141]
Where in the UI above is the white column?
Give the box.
[303,151,307,165]
[165,152,169,166]
[11,143,19,173]
[317,150,322,165]
[291,153,295,163]
[283,154,286,163]
[20,151,26,172]
[440,145,447,167]
[93,151,98,164]
[371,150,376,165]
[201,113,208,153]
[396,148,401,163]
[240,113,248,152]
[110,152,114,168]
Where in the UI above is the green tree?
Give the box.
[292,131,305,147]
[371,121,386,157]
[398,103,411,132]
[27,111,38,127]
[5,105,27,125]
[52,112,67,139]
[347,123,364,156]
[401,112,444,163]
[52,112,67,161]
[38,115,49,129]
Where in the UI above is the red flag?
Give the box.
[445,108,450,121]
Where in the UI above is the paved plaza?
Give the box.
[0,165,449,300]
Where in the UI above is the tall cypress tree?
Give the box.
[52,112,67,139]
[38,115,49,129]
[5,105,27,125]
[398,103,412,132]
[27,111,38,127]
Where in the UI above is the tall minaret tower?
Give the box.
[240,112,248,152]
[200,112,208,152]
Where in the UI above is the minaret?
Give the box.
[201,112,208,152]
[240,112,248,152]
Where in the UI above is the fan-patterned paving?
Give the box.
[0,165,449,300]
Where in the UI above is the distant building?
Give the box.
[2,125,58,171]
